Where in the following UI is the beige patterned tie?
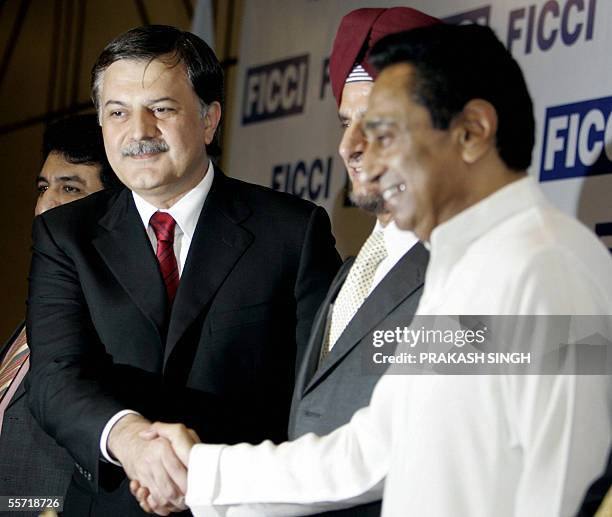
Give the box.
[0,328,28,403]
[322,230,387,362]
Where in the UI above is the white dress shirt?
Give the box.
[370,220,419,294]
[100,161,214,464]
[132,161,214,274]
[186,177,612,517]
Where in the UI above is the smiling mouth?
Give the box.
[382,183,406,201]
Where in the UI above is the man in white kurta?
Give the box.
[133,23,612,517]
[182,175,612,517]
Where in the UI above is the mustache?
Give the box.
[121,139,169,157]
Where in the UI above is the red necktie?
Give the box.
[149,212,180,304]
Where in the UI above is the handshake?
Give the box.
[107,414,201,515]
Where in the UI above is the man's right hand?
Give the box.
[107,413,188,514]
[140,422,201,465]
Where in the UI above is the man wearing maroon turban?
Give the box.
[286,8,439,517]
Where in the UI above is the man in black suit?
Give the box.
[287,8,438,517]
[0,114,120,516]
[25,25,340,517]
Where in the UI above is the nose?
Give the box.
[35,191,60,216]
[130,109,159,141]
[338,123,366,168]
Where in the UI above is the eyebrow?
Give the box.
[338,108,367,121]
[104,100,127,108]
[363,119,396,131]
[104,97,178,108]
[36,175,86,184]
[147,97,178,104]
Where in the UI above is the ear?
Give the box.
[203,101,222,145]
[454,99,498,164]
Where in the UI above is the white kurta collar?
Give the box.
[429,175,539,253]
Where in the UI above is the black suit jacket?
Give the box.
[25,170,341,516]
[289,241,429,517]
[576,445,612,516]
[0,323,73,516]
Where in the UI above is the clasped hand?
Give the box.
[108,415,200,515]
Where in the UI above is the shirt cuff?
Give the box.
[186,443,226,509]
[99,409,141,466]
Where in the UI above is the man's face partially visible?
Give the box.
[99,57,218,206]
[338,82,387,215]
[35,151,104,216]
[363,63,459,240]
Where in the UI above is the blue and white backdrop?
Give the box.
[219,0,611,256]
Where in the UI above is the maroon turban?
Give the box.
[330,7,441,106]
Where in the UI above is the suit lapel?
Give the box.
[303,242,429,396]
[92,189,169,338]
[163,173,253,367]
[295,258,355,397]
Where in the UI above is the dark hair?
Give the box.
[43,113,121,189]
[91,25,223,157]
[369,24,535,171]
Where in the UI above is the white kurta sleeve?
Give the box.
[503,373,611,517]
[186,375,400,516]
[505,247,612,516]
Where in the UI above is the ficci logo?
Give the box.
[507,0,597,54]
[541,95,612,181]
[242,55,309,125]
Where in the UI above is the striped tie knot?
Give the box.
[150,212,176,243]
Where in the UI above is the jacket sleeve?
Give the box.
[293,206,342,373]
[25,215,126,493]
